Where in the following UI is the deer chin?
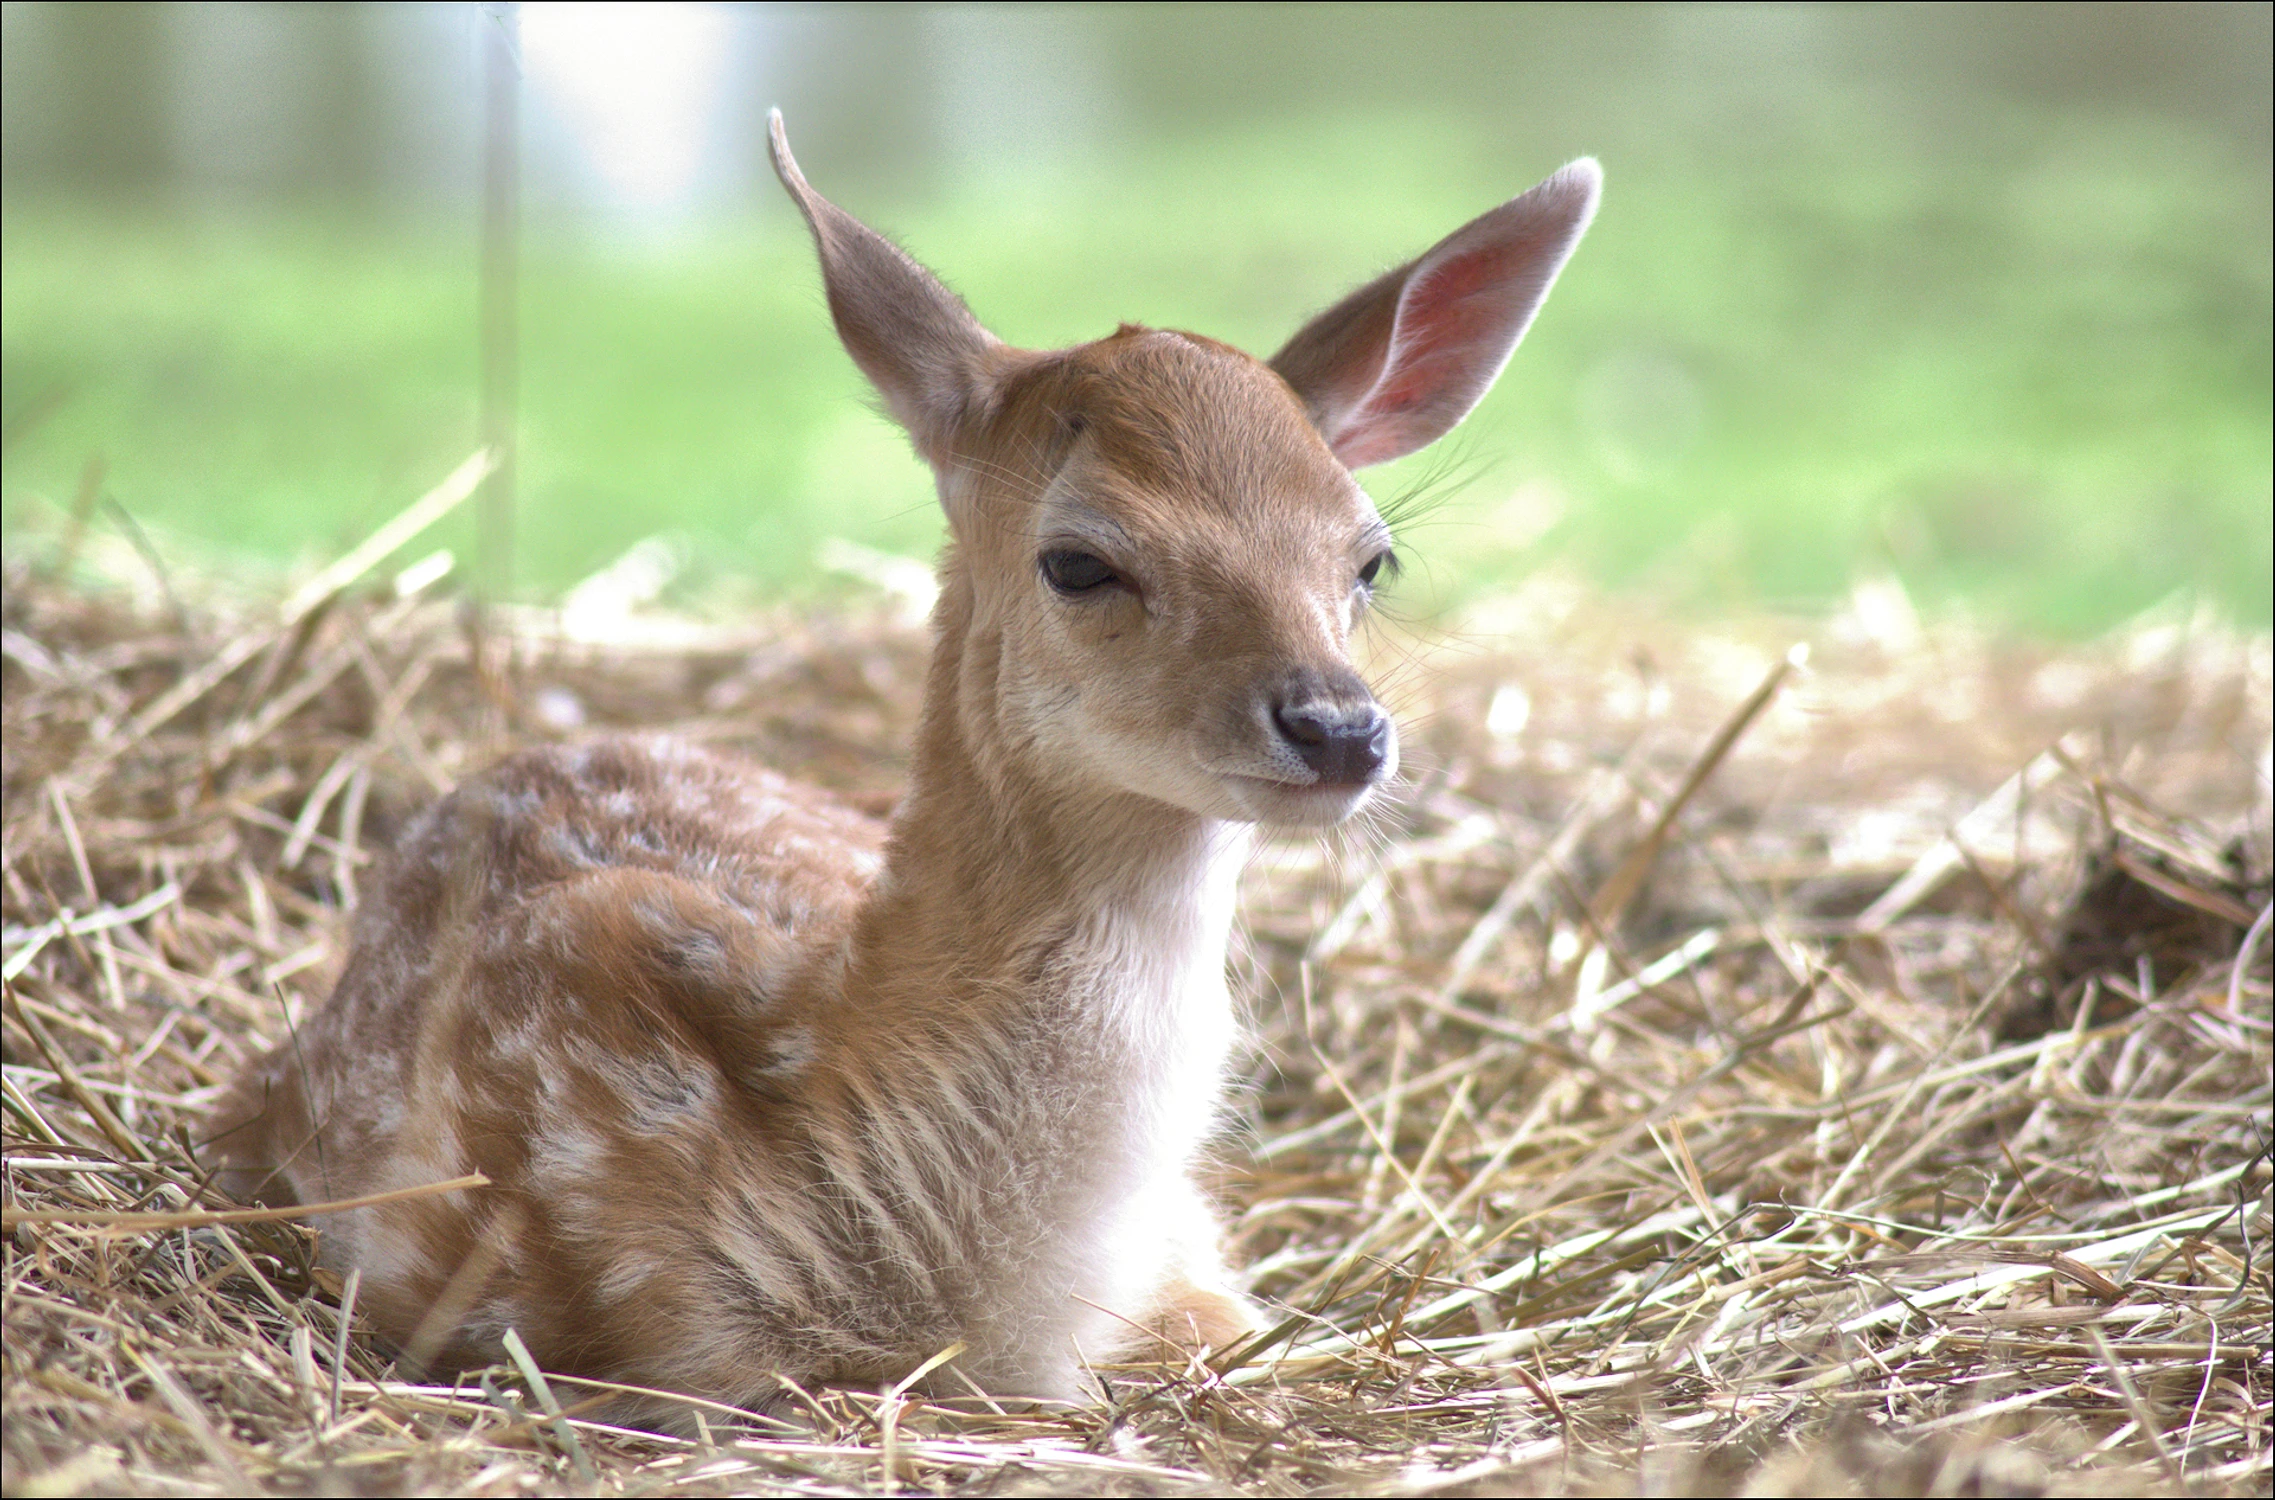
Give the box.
[1221,773,1384,828]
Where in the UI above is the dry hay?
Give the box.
[3,489,2270,1496]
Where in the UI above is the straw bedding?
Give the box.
[3,490,2269,1495]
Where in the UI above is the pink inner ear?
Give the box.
[1328,226,1573,469]
[1376,244,1527,409]
[1280,159,1599,471]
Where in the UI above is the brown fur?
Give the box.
[209,116,1598,1412]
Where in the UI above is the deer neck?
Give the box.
[841,575,1252,1094]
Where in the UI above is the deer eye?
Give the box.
[1358,551,1398,589]
[1040,550,1120,595]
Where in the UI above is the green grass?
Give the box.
[4,107,2268,634]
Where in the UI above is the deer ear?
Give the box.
[769,111,999,462]
[1271,160,1600,470]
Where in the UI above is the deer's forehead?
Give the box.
[1078,357,1370,520]
[1046,332,1341,470]
[981,330,1381,560]
[1083,337,1308,434]
[1048,472,1375,565]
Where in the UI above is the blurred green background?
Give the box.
[3,2,2269,634]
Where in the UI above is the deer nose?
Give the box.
[1272,693,1392,786]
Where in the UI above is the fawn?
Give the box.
[210,114,1598,1410]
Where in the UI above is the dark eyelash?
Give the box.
[1039,550,1121,594]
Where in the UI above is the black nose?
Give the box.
[1273,695,1391,786]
